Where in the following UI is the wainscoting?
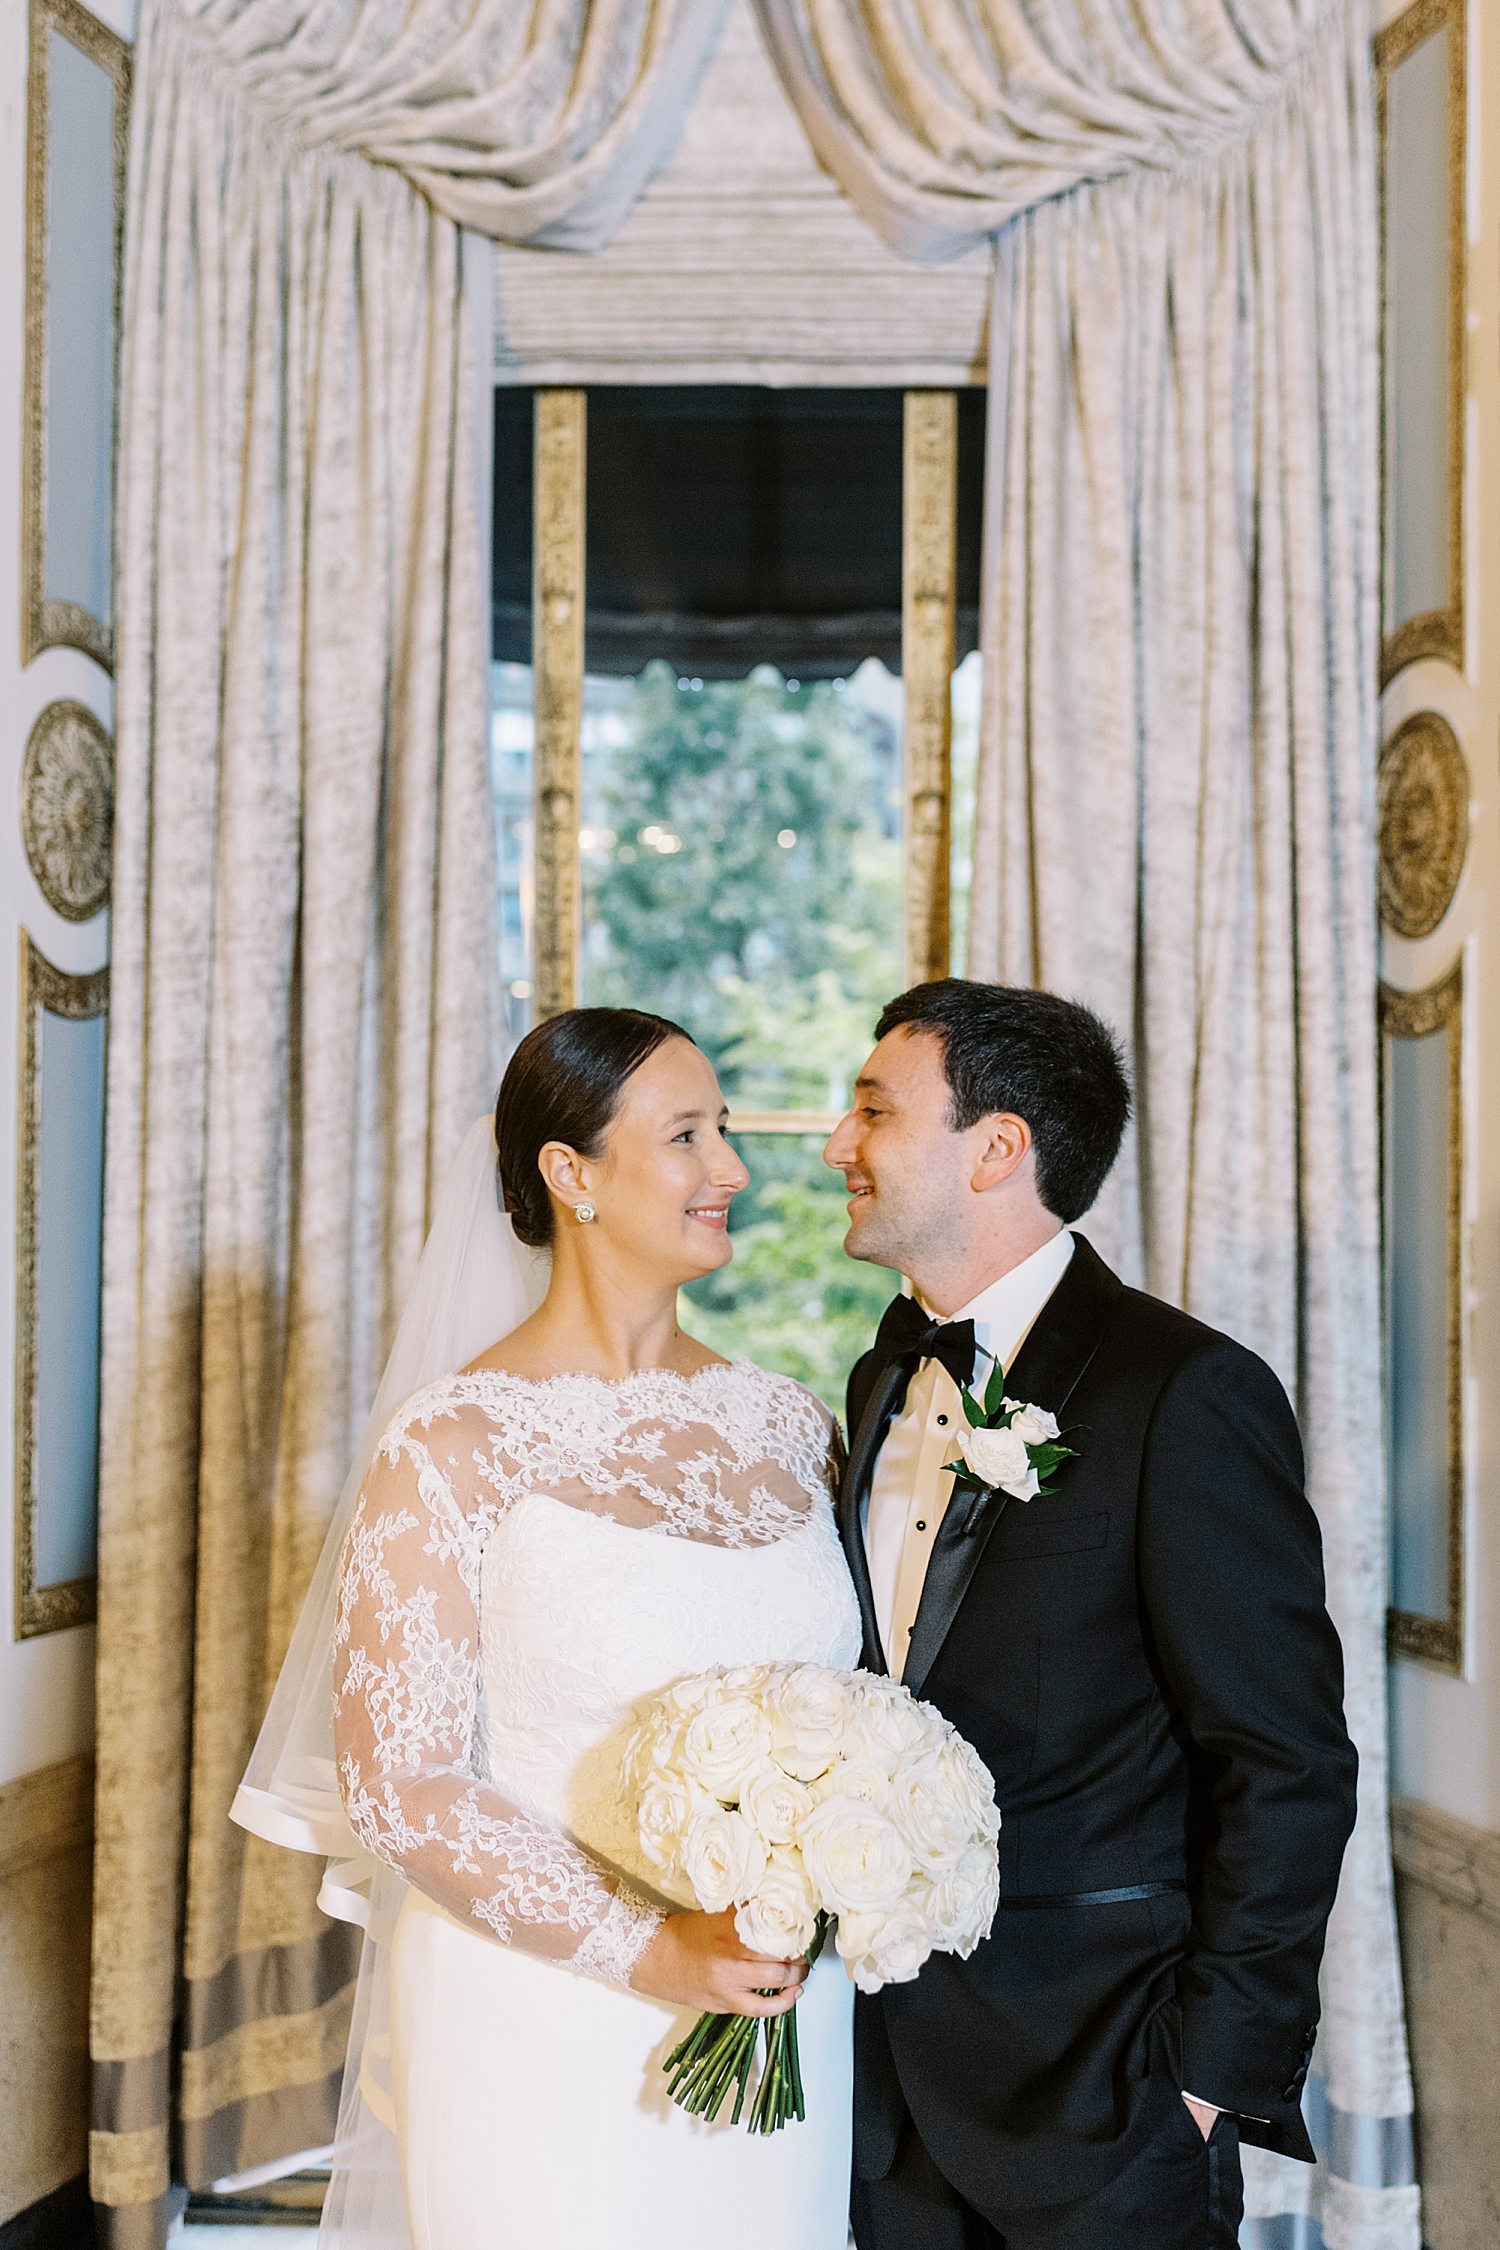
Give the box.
[1391,1796,1500,2250]
[0,1757,93,2234]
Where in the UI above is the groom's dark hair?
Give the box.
[873,981,1130,1224]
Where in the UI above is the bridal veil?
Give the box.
[232,1115,550,2246]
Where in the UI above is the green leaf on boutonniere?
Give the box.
[961,1386,988,1429]
[983,1356,1007,1420]
[1027,1442,1076,1481]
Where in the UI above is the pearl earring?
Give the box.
[574,1202,596,1225]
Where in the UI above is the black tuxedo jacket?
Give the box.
[840,1234,1357,2213]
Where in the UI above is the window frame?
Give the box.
[524,385,963,1129]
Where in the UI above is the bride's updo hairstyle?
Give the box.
[494,1006,693,1247]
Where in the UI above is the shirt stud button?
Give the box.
[916,1520,927,1533]
[936,1414,948,1426]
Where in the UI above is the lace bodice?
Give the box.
[333,1360,858,1989]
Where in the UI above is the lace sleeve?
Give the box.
[332,1397,664,1987]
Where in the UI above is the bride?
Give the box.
[235,1007,861,2250]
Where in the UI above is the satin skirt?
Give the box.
[390,1885,854,2249]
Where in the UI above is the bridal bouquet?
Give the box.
[621,1661,1000,2133]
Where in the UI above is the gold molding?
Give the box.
[22,0,130,672]
[1380,958,1463,1673]
[0,1752,94,1883]
[902,393,956,988]
[531,390,586,1022]
[21,698,115,920]
[1378,709,1469,937]
[1375,0,1465,688]
[15,931,108,1639]
[1390,1794,1500,1927]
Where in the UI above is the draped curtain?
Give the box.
[96,0,1412,2243]
[90,1,726,2244]
[751,0,1415,2242]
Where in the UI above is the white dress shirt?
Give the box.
[865,1229,1076,1678]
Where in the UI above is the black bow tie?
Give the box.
[871,1294,980,1395]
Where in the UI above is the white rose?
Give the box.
[835,1897,933,1993]
[931,1735,1001,1840]
[735,1851,819,1957]
[680,1697,773,1800]
[959,1423,1039,1499]
[927,1841,1000,1954]
[812,1756,894,1812]
[636,1780,703,1875]
[799,1796,913,1917]
[768,1667,853,1782]
[848,1681,937,1770]
[720,1662,777,1697]
[1003,1399,1060,1444]
[739,1760,815,1845]
[681,1807,768,1914]
[619,1721,658,1798]
[662,1671,721,1719]
[889,1754,970,1872]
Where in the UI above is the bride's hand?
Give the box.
[628,1909,808,2017]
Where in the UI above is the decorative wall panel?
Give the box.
[1381,962,1463,1672]
[1376,0,1465,685]
[14,935,108,1639]
[22,0,129,670]
[20,700,114,922]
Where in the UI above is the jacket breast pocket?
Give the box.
[999,1509,1110,1561]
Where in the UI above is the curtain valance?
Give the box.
[155,0,728,244]
[753,0,1346,256]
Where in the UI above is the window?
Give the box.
[492,386,985,1406]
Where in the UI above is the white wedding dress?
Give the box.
[334,1356,862,2250]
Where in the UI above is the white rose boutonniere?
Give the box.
[942,1359,1075,1529]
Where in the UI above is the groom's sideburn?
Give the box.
[838,1234,1357,2231]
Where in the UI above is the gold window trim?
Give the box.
[22,0,131,672]
[525,386,961,1129]
[1375,0,1466,688]
[1380,959,1463,1673]
[14,933,109,1639]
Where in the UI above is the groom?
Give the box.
[826,980,1358,2250]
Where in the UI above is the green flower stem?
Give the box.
[661,1915,831,2135]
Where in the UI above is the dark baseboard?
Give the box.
[0,2177,93,2250]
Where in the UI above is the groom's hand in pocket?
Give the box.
[630,1909,808,2017]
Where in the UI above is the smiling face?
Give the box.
[542,1036,749,1287]
[823,1025,980,1282]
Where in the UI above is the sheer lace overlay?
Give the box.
[334,1362,839,1984]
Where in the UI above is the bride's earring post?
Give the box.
[574,1202,596,1224]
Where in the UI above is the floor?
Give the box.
[172,2229,315,2242]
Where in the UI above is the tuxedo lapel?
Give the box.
[838,1357,907,1674]
[902,1236,1123,1699]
